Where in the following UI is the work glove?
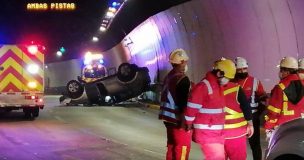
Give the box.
[265,129,274,142]
[246,120,254,138]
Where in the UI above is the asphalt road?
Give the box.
[0,96,267,160]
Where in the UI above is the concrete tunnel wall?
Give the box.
[103,0,304,92]
[46,0,304,95]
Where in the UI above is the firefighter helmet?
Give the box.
[214,58,236,79]
[279,56,298,69]
[299,58,304,70]
[235,57,248,69]
[169,49,189,64]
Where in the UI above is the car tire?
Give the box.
[117,63,138,82]
[66,80,84,99]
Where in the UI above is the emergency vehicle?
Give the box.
[66,51,107,99]
[0,44,44,118]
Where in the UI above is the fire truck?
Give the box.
[0,44,44,118]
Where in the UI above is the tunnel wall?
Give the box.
[106,0,304,92]
[46,0,304,94]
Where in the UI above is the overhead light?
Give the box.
[99,26,106,32]
[106,11,115,18]
[92,37,99,42]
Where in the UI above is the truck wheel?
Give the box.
[23,108,33,119]
[117,63,138,82]
[66,80,84,99]
[32,108,39,117]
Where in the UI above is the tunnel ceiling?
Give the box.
[98,0,191,51]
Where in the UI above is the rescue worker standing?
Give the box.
[183,58,235,160]
[265,56,304,141]
[159,49,192,160]
[222,58,254,160]
[233,57,267,160]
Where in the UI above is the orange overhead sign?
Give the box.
[26,3,76,11]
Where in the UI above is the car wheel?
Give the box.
[117,63,137,82]
[66,80,84,99]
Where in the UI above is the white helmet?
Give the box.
[280,56,298,69]
[169,49,189,64]
[235,57,248,69]
[299,58,304,70]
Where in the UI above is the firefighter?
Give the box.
[159,48,192,160]
[223,59,254,160]
[265,56,304,141]
[183,58,235,160]
[233,57,267,160]
[298,58,304,80]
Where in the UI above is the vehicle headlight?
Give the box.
[27,64,39,74]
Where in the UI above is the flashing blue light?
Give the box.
[99,59,104,64]
[112,2,120,7]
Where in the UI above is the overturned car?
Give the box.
[60,63,151,105]
[265,118,304,160]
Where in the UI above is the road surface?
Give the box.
[0,96,267,160]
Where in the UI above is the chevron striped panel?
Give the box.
[0,45,44,92]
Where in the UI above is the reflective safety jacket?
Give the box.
[159,68,189,125]
[223,82,248,139]
[265,74,304,129]
[184,72,226,143]
[234,76,266,113]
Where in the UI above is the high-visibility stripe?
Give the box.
[224,107,239,115]
[184,115,195,121]
[167,91,175,108]
[224,86,239,95]
[250,78,258,107]
[278,83,294,115]
[267,105,281,113]
[224,121,247,129]
[181,146,187,160]
[199,108,223,114]
[161,102,177,110]
[278,83,286,90]
[187,102,202,109]
[225,112,244,120]
[283,101,294,115]
[225,107,244,119]
[0,74,23,91]
[160,110,177,120]
[193,124,224,130]
[202,79,213,94]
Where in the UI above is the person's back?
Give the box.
[265,56,304,140]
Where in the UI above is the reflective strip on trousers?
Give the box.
[193,124,224,130]
[199,108,223,114]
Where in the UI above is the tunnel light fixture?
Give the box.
[92,37,99,42]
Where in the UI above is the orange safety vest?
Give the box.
[159,69,187,124]
[223,82,247,139]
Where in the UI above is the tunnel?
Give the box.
[45,0,304,96]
